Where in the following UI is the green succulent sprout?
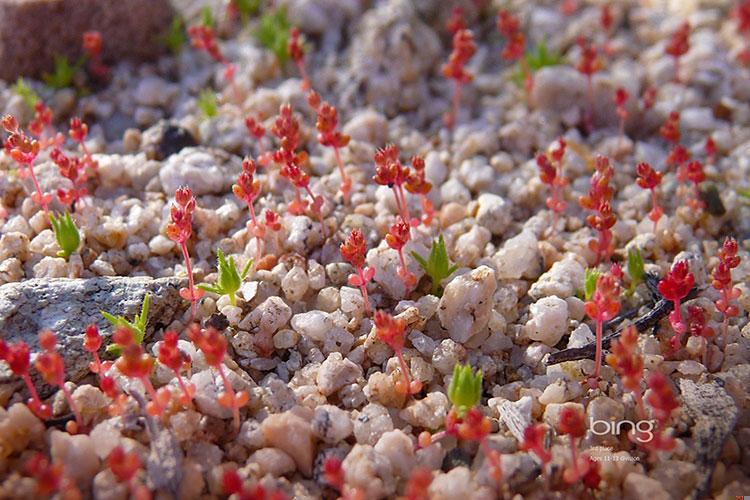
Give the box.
[43,55,83,90]
[584,267,601,301]
[13,78,40,109]
[255,8,291,63]
[102,293,150,355]
[197,89,218,118]
[626,247,645,295]
[510,40,565,89]
[161,16,187,54]
[49,212,80,259]
[201,6,216,27]
[233,0,260,22]
[448,363,483,416]
[410,234,458,297]
[198,249,252,306]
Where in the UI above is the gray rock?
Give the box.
[0,276,184,387]
[141,121,198,161]
[159,147,241,196]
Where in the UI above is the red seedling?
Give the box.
[288,28,311,91]
[642,86,657,110]
[0,339,50,419]
[575,37,603,132]
[245,115,266,141]
[386,217,417,289]
[404,155,434,226]
[712,237,741,339]
[403,468,432,500]
[341,229,375,314]
[557,406,599,488]
[497,10,526,65]
[635,161,663,232]
[28,102,62,149]
[24,452,80,498]
[35,330,82,432]
[264,209,281,231]
[665,22,690,83]
[734,1,750,63]
[579,156,616,265]
[658,260,694,350]
[536,138,568,231]
[520,423,552,465]
[188,324,249,431]
[705,136,716,164]
[560,0,579,15]
[233,158,264,258]
[83,30,109,80]
[374,310,421,395]
[188,23,237,88]
[108,446,151,500]
[69,117,96,170]
[606,325,646,418]
[308,91,352,201]
[600,5,614,32]
[660,110,681,145]
[687,305,714,364]
[447,6,466,35]
[614,87,629,144]
[113,327,169,418]
[373,144,413,223]
[2,114,51,215]
[158,331,196,406]
[641,371,678,455]
[50,148,89,208]
[223,468,288,500]
[84,324,118,399]
[167,186,204,317]
[323,456,364,500]
[442,29,476,128]
[683,160,705,211]
[585,270,621,387]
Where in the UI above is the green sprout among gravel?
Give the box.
[197,88,218,118]
[198,249,253,306]
[13,78,39,109]
[411,234,458,297]
[584,267,601,301]
[255,8,291,63]
[448,363,483,416]
[627,247,645,295]
[49,212,80,259]
[102,293,150,355]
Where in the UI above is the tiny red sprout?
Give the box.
[456,407,502,481]
[28,102,55,143]
[606,325,646,417]
[222,468,244,495]
[108,445,147,500]
[324,456,346,492]
[537,139,568,231]
[166,186,204,317]
[575,37,603,131]
[374,144,414,223]
[497,10,525,61]
[665,22,690,82]
[386,217,417,288]
[646,371,679,426]
[233,158,264,258]
[288,28,311,91]
[658,261,694,350]
[614,87,629,142]
[51,148,88,208]
[68,117,96,169]
[24,452,78,497]
[441,29,476,128]
[705,136,716,163]
[447,6,466,35]
[635,162,663,232]
[687,305,714,339]
[712,237,741,339]
[158,331,195,406]
[84,324,116,397]
[601,5,614,32]
[585,270,621,386]
[521,423,552,465]
[2,114,50,215]
[683,160,706,210]
[83,30,109,80]
[341,229,374,315]
[374,310,421,395]
[245,116,266,141]
[403,468,432,500]
[0,339,50,419]
[263,209,282,231]
[188,23,236,87]
[579,156,616,265]
[557,406,594,486]
[660,111,681,145]
[642,86,657,109]
[309,93,352,202]
[113,327,167,417]
[188,324,248,430]
[35,330,82,431]
[405,155,434,226]
[734,1,750,63]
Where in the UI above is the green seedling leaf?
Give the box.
[233,0,260,22]
[627,248,644,285]
[510,40,565,89]
[161,16,187,54]
[102,293,150,355]
[198,249,252,306]
[13,78,39,109]
[738,187,750,200]
[448,363,483,416]
[201,6,216,28]
[410,234,458,297]
[254,8,291,63]
[48,212,80,259]
[43,55,82,89]
[197,89,218,118]
[584,267,600,302]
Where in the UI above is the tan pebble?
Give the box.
[353,203,375,217]
[440,202,466,228]
[122,128,142,152]
[261,410,316,477]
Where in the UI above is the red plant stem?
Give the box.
[354,266,371,315]
[592,318,603,382]
[521,59,533,96]
[173,369,193,405]
[333,146,351,202]
[21,373,45,413]
[180,242,198,318]
[650,189,659,233]
[216,364,241,431]
[60,382,82,429]
[245,200,262,259]
[296,60,311,91]
[633,390,646,421]
[397,248,409,280]
[25,161,49,216]
[140,376,164,415]
[395,350,413,393]
[673,57,681,83]
[479,438,502,481]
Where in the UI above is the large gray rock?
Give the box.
[0,0,175,81]
[0,276,185,387]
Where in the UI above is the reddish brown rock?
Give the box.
[0,0,175,81]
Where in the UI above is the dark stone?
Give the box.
[142,121,199,161]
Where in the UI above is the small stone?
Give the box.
[493,230,540,280]
[538,380,567,406]
[50,430,100,485]
[529,254,586,300]
[526,296,569,346]
[543,402,583,431]
[291,310,333,343]
[237,420,265,450]
[399,391,449,430]
[273,329,299,349]
[475,193,511,235]
[440,202,467,228]
[248,448,296,477]
[312,404,353,444]
[342,444,395,499]
[317,352,362,396]
[438,266,497,343]
[432,339,466,375]
[677,360,706,376]
[429,466,473,500]
[0,404,44,457]
[353,403,394,445]
[622,472,670,500]
[281,265,309,302]
[186,441,223,473]
[261,410,317,477]
[159,148,238,196]
[586,396,625,446]
[374,430,415,478]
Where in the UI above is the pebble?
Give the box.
[586,396,626,446]
[317,352,362,396]
[134,76,178,107]
[291,310,333,343]
[281,265,309,302]
[438,266,497,343]
[311,404,353,444]
[241,296,292,334]
[431,339,466,375]
[0,404,44,457]
[475,193,511,235]
[542,402,584,431]
[399,391,449,430]
[159,148,237,196]
[248,448,296,477]
[622,472,671,500]
[342,444,396,499]
[353,403,394,445]
[429,466,474,500]
[525,296,569,346]
[50,430,100,485]
[493,230,541,280]
[261,410,317,477]
[528,254,586,299]
[374,429,415,478]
